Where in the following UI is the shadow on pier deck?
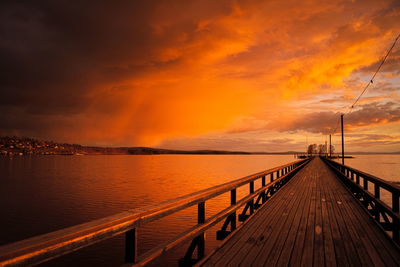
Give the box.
[200,157,400,266]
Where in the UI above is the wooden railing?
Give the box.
[322,158,400,245]
[0,159,310,267]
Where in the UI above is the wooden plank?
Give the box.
[207,170,304,266]
[330,172,400,266]
[313,173,325,267]
[201,157,400,267]
[203,157,316,266]
[324,160,400,265]
[319,168,337,267]
[275,169,314,266]
[204,163,310,266]
[321,162,371,266]
[300,171,317,267]
[255,167,313,266]
[287,173,314,265]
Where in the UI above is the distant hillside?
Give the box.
[0,136,251,155]
[3,136,397,156]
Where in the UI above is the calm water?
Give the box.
[0,154,399,266]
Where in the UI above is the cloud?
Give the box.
[228,101,400,135]
[344,133,400,148]
[0,0,399,147]
[357,43,400,74]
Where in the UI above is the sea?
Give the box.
[0,154,399,266]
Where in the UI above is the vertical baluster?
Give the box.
[374,184,380,221]
[125,228,137,263]
[356,174,360,185]
[392,193,399,243]
[261,176,266,203]
[249,181,254,214]
[270,172,274,183]
[230,189,237,231]
[393,193,399,213]
[363,177,368,190]
[374,185,380,199]
[197,202,205,259]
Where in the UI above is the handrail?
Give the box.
[0,158,310,266]
[322,157,400,245]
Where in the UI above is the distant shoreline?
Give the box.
[1,136,399,156]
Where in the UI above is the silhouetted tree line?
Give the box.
[307,144,335,156]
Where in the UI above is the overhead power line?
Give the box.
[350,33,400,110]
[328,33,399,136]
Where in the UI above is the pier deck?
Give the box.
[201,157,400,266]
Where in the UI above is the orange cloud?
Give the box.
[1,0,399,149]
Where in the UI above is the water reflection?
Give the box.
[0,155,295,266]
[1,154,397,266]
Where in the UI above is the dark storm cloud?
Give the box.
[0,0,238,142]
[0,0,233,112]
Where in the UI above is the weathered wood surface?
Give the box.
[200,157,400,267]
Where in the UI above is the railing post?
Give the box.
[249,181,254,214]
[231,189,237,231]
[180,202,206,265]
[270,173,274,182]
[393,193,399,243]
[216,190,236,241]
[374,185,380,199]
[125,228,137,263]
[363,178,368,190]
[197,202,205,259]
[261,176,266,203]
[356,174,360,185]
[393,193,399,213]
[374,185,380,221]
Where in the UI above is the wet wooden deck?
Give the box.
[200,157,400,267]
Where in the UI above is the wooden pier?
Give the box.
[200,157,400,266]
[0,157,399,266]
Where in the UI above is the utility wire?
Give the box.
[331,115,341,134]
[350,33,400,110]
[327,33,399,139]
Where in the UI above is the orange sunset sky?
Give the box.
[0,0,399,152]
